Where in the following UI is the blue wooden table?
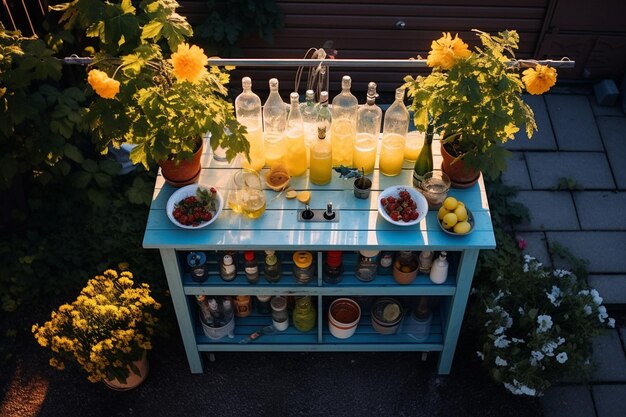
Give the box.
[144,140,496,374]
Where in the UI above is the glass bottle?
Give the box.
[380,88,409,176]
[301,89,319,150]
[235,77,265,171]
[323,251,344,284]
[292,296,316,332]
[187,251,208,283]
[418,251,434,274]
[331,76,358,167]
[283,92,307,176]
[271,296,289,331]
[196,295,212,324]
[234,295,252,318]
[378,251,394,275]
[243,250,260,284]
[317,91,332,137]
[354,82,382,175]
[263,78,286,168]
[256,295,272,314]
[404,296,432,342]
[264,250,282,283]
[429,251,449,284]
[355,250,380,282]
[309,126,332,185]
[292,251,315,284]
[207,297,223,321]
[219,251,237,282]
[412,123,434,187]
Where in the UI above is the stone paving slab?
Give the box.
[620,328,626,351]
[546,95,604,151]
[573,191,626,230]
[515,232,551,267]
[588,275,626,305]
[546,232,626,273]
[512,191,579,231]
[501,152,532,189]
[596,116,626,190]
[507,95,557,150]
[591,330,626,382]
[541,386,596,417]
[525,152,615,190]
[590,97,625,116]
[592,385,626,417]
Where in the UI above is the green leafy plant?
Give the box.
[404,30,558,179]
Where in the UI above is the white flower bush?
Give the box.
[474,255,614,396]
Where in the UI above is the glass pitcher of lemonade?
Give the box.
[284,92,307,177]
[235,77,265,171]
[263,78,286,168]
[309,126,332,185]
[331,76,358,167]
[380,88,409,176]
[354,82,382,174]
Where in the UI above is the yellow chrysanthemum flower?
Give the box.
[522,64,557,95]
[427,32,472,69]
[171,43,208,83]
[87,69,120,99]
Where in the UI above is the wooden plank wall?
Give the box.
[179,0,548,101]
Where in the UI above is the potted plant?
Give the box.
[32,269,161,389]
[53,0,249,186]
[404,30,557,187]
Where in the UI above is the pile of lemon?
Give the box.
[438,197,472,234]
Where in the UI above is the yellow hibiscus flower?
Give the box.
[427,32,471,69]
[87,69,120,99]
[522,64,557,95]
[171,43,208,83]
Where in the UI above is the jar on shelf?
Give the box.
[219,251,237,281]
[256,295,272,315]
[392,251,418,285]
[402,296,432,342]
[264,250,281,283]
[429,251,449,284]
[234,295,252,317]
[292,296,316,332]
[292,251,315,284]
[355,250,380,282]
[187,252,208,283]
[271,296,289,331]
[418,251,434,274]
[243,251,260,284]
[378,251,394,275]
[323,251,344,284]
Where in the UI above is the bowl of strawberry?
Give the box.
[166,184,223,229]
[377,186,428,226]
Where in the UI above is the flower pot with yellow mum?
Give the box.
[404,30,557,185]
[32,269,161,389]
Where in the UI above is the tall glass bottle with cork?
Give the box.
[354,82,382,175]
[331,76,358,167]
[380,88,409,176]
[284,92,308,177]
[235,77,265,171]
[301,89,318,150]
[309,126,332,185]
[263,78,286,168]
[317,91,332,136]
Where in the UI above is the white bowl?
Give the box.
[377,186,428,226]
[166,184,224,229]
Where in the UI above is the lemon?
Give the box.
[454,205,468,222]
[453,221,471,234]
[382,303,401,322]
[438,206,450,221]
[457,200,465,207]
[442,212,458,229]
[443,197,458,211]
[297,191,311,204]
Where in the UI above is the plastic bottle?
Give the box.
[354,82,382,174]
[331,76,358,167]
[380,88,409,176]
[429,251,449,284]
[235,77,265,171]
[243,250,260,284]
[263,78,286,168]
[412,123,434,187]
[309,126,332,185]
[284,92,307,176]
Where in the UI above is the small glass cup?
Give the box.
[418,170,451,210]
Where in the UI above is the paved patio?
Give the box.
[501,91,626,417]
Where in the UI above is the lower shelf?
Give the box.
[195,311,444,352]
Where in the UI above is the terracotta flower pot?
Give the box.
[159,141,203,187]
[103,351,149,391]
[440,142,481,189]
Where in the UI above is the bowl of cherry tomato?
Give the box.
[166,184,223,229]
[377,186,428,227]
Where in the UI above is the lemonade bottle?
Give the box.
[331,76,358,167]
[354,82,382,174]
[309,126,332,185]
[235,77,265,171]
[301,89,318,149]
[317,91,332,136]
[284,92,308,177]
[263,78,287,168]
[380,88,409,176]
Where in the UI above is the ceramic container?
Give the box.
[328,298,361,339]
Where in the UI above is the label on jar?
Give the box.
[245,266,258,275]
[380,253,393,268]
[223,263,236,274]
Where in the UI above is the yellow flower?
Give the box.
[522,64,557,95]
[427,32,471,69]
[49,357,65,370]
[171,43,208,83]
[87,69,120,99]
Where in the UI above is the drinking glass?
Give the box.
[227,169,266,218]
[418,170,451,210]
